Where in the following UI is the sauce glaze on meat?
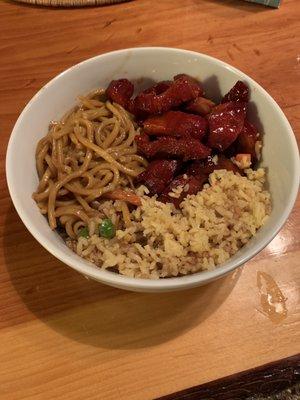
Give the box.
[106,76,261,207]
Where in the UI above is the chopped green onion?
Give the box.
[78,226,89,238]
[99,218,116,239]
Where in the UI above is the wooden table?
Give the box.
[1,1,299,399]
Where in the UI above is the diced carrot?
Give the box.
[234,153,252,169]
[104,189,141,206]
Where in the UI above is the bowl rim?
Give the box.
[6,46,300,291]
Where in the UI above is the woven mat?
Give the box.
[14,0,128,6]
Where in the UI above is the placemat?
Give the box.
[14,0,128,6]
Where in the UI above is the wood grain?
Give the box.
[14,0,129,7]
[0,0,299,399]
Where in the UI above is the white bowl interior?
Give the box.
[6,48,299,292]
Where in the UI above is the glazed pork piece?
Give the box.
[222,80,249,103]
[134,77,201,114]
[207,101,247,151]
[106,79,134,109]
[143,111,208,139]
[234,120,261,161]
[185,96,215,116]
[186,155,242,176]
[159,174,207,208]
[138,81,172,95]
[136,134,211,161]
[206,80,250,152]
[136,159,181,195]
[129,81,173,117]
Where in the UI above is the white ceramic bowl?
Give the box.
[6,47,299,292]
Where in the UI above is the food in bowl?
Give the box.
[33,74,271,279]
